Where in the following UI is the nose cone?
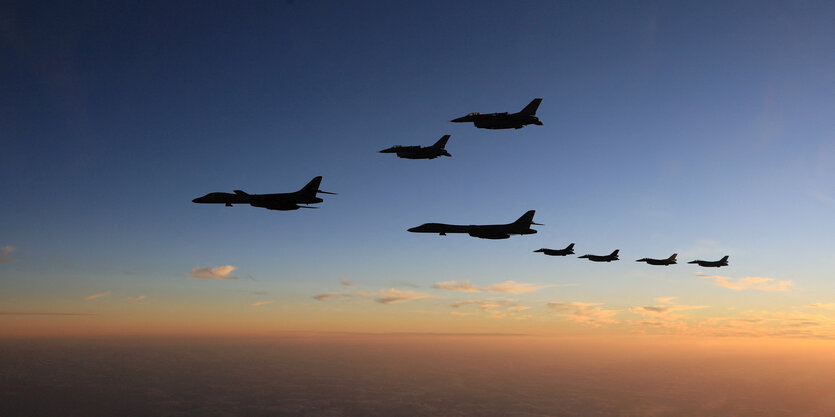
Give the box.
[192,195,208,203]
[450,116,470,123]
[407,226,420,232]
[379,146,397,153]
[534,249,544,253]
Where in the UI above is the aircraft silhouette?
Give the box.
[534,243,575,256]
[578,250,620,262]
[192,176,336,211]
[688,256,729,267]
[407,210,541,240]
[451,98,543,129]
[636,253,677,266]
[379,135,452,159]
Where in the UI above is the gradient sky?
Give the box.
[2,0,835,338]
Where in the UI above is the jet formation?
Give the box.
[451,98,543,129]
[191,97,732,269]
[379,135,451,159]
[408,210,541,240]
[192,176,336,211]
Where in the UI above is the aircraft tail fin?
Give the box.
[611,249,620,256]
[669,253,677,260]
[720,256,729,262]
[513,210,537,225]
[300,176,324,195]
[566,243,575,250]
[520,98,543,115]
[432,135,451,149]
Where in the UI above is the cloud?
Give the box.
[376,289,429,305]
[547,302,620,327]
[340,278,356,288]
[83,291,112,301]
[702,275,794,291]
[251,300,274,307]
[313,292,353,301]
[189,265,238,280]
[807,303,835,310]
[450,311,473,317]
[122,295,148,304]
[487,280,551,294]
[433,280,482,292]
[0,246,16,262]
[630,304,708,316]
[654,297,678,304]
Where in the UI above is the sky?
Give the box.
[2,0,835,339]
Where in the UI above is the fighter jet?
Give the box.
[578,250,620,262]
[451,98,543,129]
[534,243,575,256]
[379,135,451,159]
[636,254,678,266]
[192,176,336,211]
[688,256,729,268]
[407,210,541,240]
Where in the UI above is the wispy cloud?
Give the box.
[0,246,16,262]
[433,280,482,292]
[630,304,708,316]
[487,280,552,294]
[376,289,430,305]
[251,300,274,307]
[654,296,677,304]
[807,303,835,311]
[547,302,620,327]
[313,292,353,301]
[84,291,112,301]
[340,278,356,288]
[189,265,238,280]
[701,275,794,291]
[122,295,148,304]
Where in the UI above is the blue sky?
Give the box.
[2,1,835,334]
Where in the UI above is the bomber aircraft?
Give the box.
[379,135,451,159]
[192,176,336,211]
[578,250,620,262]
[407,210,541,240]
[451,98,543,129]
[636,254,678,266]
[688,256,729,268]
[534,243,575,256]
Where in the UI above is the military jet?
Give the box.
[636,253,678,266]
[379,135,451,159]
[688,256,729,268]
[578,250,620,262]
[534,243,575,256]
[192,176,336,211]
[451,98,543,129]
[407,210,541,240]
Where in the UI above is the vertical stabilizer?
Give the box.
[513,210,537,225]
[300,176,323,195]
[432,135,451,149]
[520,98,543,115]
